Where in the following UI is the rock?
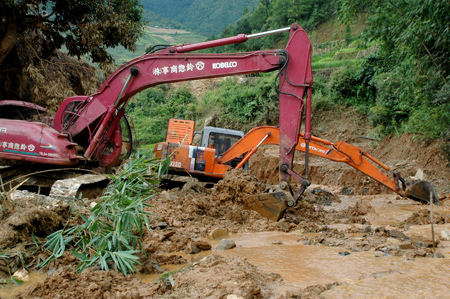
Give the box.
[157,231,175,242]
[413,240,427,248]
[13,269,29,281]
[386,237,401,245]
[375,226,386,233]
[388,230,408,240]
[210,228,228,240]
[439,230,450,241]
[161,191,179,200]
[374,251,384,257]
[341,186,354,195]
[399,241,415,250]
[435,253,445,258]
[216,239,236,250]
[413,249,427,257]
[408,169,425,182]
[311,188,341,205]
[155,222,169,229]
[185,242,201,254]
[272,240,283,245]
[172,220,183,228]
[199,255,219,267]
[339,251,350,256]
[194,240,212,251]
[278,221,290,232]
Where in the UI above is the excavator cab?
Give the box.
[153,119,248,178]
[195,127,247,169]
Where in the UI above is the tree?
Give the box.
[338,0,450,83]
[0,0,144,65]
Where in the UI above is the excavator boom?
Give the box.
[155,124,438,221]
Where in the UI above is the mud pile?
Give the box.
[16,266,151,299]
[152,255,284,299]
[142,170,280,256]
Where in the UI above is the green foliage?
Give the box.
[108,25,205,64]
[141,0,258,36]
[327,55,377,114]
[344,24,353,46]
[141,10,185,29]
[312,59,356,69]
[200,76,279,131]
[0,0,144,64]
[127,86,197,145]
[39,154,169,275]
[207,0,337,53]
[339,0,450,81]
[141,0,194,20]
[178,0,259,36]
[333,0,450,154]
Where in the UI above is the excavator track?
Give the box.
[49,174,110,199]
[0,165,110,200]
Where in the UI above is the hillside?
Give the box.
[141,0,259,36]
[108,26,205,64]
[141,0,194,19]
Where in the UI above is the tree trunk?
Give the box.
[0,23,18,65]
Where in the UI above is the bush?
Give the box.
[200,75,279,131]
[127,86,197,145]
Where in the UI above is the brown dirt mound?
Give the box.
[249,145,391,196]
[404,209,450,225]
[0,207,64,249]
[152,255,284,299]
[143,172,280,255]
[0,191,71,252]
[283,199,373,228]
[372,134,450,194]
[337,200,374,225]
[211,168,269,205]
[16,266,151,299]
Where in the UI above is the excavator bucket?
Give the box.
[246,192,288,221]
[405,181,439,204]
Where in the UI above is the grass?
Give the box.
[137,143,157,156]
[312,58,357,70]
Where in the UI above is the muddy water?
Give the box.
[149,231,450,298]
[0,272,47,298]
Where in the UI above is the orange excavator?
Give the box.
[154,119,438,221]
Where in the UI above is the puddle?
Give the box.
[0,272,47,299]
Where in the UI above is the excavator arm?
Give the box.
[53,24,311,173]
[217,126,438,220]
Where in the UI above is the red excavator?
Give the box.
[0,23,437,219]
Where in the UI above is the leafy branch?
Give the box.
[38,153,170,275]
